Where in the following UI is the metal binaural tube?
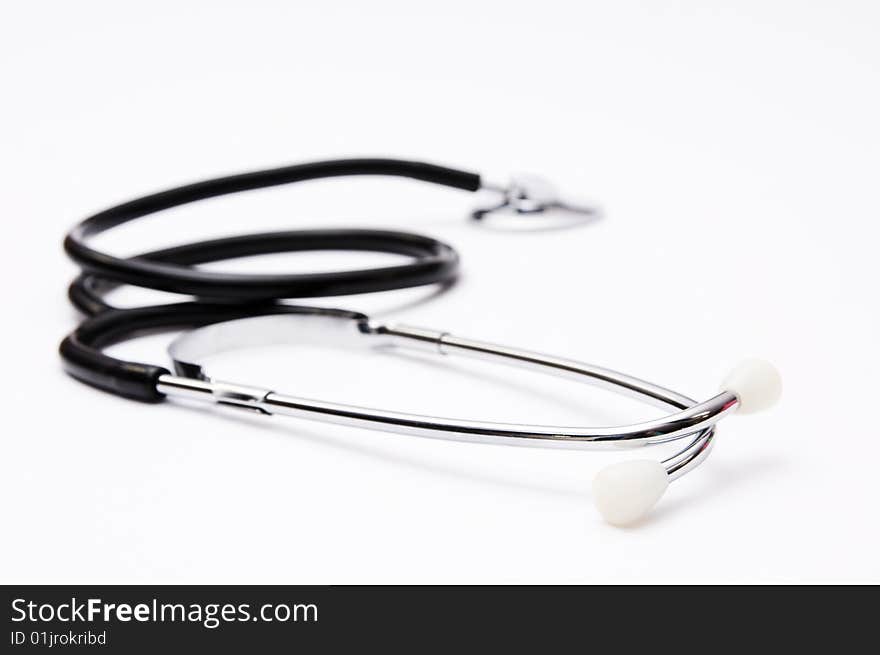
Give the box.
[158,315,737,475]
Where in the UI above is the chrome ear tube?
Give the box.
[159,313,781,526]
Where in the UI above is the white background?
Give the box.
[1,0,878,583]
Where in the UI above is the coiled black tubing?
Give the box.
[60,158,482,401]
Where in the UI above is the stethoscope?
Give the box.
[61,158,781,526]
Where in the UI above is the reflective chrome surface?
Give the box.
[473,175,599,219]
[160,314,736,480]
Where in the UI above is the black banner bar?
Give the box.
[1,585,875,651]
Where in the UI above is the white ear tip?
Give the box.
[721,359,782,414]
[592,460,669,527]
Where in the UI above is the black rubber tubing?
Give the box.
[60,158,482,402]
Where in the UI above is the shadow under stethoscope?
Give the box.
[156,330,624,501]
[166,393,784,527]
[159,336,629,503]
[164,398,591,503]
[160,336,783,523]
[614,455,787,530]
[469,208,603,233]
